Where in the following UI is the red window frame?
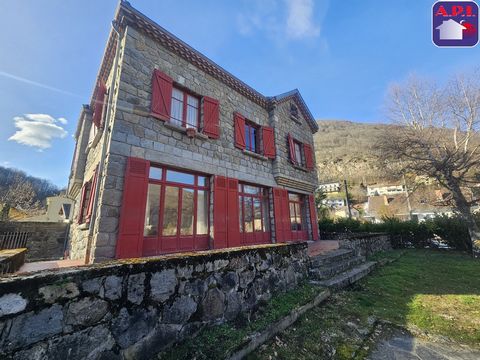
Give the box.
[294,140,305,167]
[245,121,259,153]
[238,183,271,245]
[288,192,308,241]
[170,86,200,130]
[142,165,210,256]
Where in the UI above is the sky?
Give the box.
[0,0,479,187]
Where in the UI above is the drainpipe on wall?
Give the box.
[86,19,124,263]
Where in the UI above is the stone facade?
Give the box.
[323,232,393,257]
[0,243,308,359]
[67,2,319,262]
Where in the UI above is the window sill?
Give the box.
[293,164,308,172]
[78,222,90,231]
[243,149,268,161]
[290,115,302,125]
[163,122,209,140]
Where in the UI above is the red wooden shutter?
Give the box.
[234,112,246,150]
[85,166,99,223]
[273,188,290,243]
[273,189,284,243]
[262,127,276,159]
[288,134,297,164]
[203,96,220,139]
[213,176,228,249]
[92,83,107,128]
[77,183,88,224]
[304,143,314,170]
[116,157,149,259]
[227,178,240,247]
[281,190,291,241]
[151,69,173,121]
[308,194,319,241]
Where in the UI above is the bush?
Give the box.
[318,215,476,250]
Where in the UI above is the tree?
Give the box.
[315,189,331,220]
[379,70,480,256]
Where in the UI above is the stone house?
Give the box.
[67,1,319,263]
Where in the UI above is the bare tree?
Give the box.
[379,70,480,256]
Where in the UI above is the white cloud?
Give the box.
[8,114,68,150]
[285,0,320,39]
[237,0,322,41]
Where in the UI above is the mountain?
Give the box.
[314,120,399,185]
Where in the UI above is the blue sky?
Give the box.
[0,0,479,187]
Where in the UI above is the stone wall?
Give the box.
[0,222,68,262]
[0,242,308,359]
[322,232,393,257]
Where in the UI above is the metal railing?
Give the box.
[0,231,29,250]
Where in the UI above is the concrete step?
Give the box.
[311,261,377,290]
[309,255,366,280]
[310,248,355,268]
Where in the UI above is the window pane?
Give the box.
[180,189,194,236]
[244,197,253,233]
[296,202,302,230]
[144,184,161,236]
[162,186,179,236]
[238,196,244,232]
[289,193,301,201]
[243,185,259,195]
[166,170,195,185]
[290,202,296,231]
[197,190,208,235]
[253,198,262,231]
[149,167,162,180]
[171,88,184,126]
[186,95,198,129]
[250,127,256,152]
[198,176,207,187]
[295,144,302,165]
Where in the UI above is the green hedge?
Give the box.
[318,215,478,251]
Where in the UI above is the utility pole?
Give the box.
[344,179,352,219]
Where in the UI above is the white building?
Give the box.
[318,182,341,193]
[22,196,74,223]
[367,184,405,196]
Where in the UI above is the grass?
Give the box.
[252,249,480,359]
[159,283,324,360]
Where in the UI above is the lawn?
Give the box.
[251,250,480,359]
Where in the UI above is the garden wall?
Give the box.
[0,222,68,262]
[0,242,308,359]
[323,232,392,257]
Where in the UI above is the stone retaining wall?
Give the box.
[0,222,68,262]
[334,233,393,257]
[0,242,308,359]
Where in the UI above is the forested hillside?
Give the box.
[0,166,61,216]
[314,120,400,185]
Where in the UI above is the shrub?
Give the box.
[424,215,471,251]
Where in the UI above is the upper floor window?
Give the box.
[245,121,259,153]
[170,87,200,130]
[290,103,299,120]
[294,140,305,167]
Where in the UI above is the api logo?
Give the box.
[433,1,479,47]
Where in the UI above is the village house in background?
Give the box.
[21,195,74,223]
[67,1,319,263]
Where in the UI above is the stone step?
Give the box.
[310,248,355,268]
[311,261,377,290]
[309,255,366,280]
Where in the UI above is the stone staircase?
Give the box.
[308,247,377,289]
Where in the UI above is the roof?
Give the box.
[91,0,319,133]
